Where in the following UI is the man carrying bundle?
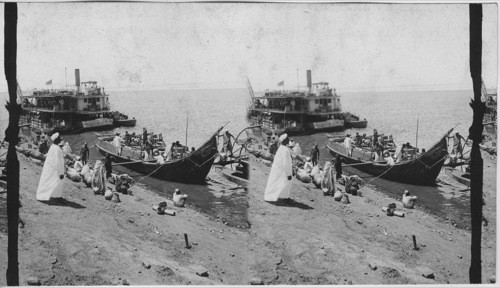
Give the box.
[36,133,65,201]
[264,134,293,203]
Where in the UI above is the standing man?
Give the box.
[104,154,113,179]
[113,133,124,156]
[334,154,343,180]
[36,133,65,201]
[124,131,131,146]
[448,132,466,158]
[343,134,354,157]
[310,143,320,166]
[222,130,234,156]
[80,142,90,165]
[372,129,379,149]
[264,134,293,202]
[142,127,148,151]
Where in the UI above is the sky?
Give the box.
[0,2,497,92]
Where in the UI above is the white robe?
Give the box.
[36,144,64,200]
[343,137,354,156]
[384,156,395,166]
[113,136,123,154]
[264,145,293,202]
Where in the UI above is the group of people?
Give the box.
[108,128,194,164]
[263,133,352,203]
[341,129,429,165]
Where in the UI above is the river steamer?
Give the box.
[248,70,366,136]
[19,69,120,135]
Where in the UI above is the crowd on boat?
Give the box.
[339,129,427,165]
[106,127,196,164]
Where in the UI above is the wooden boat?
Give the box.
[95,127,222,184]
[343,112,368,128]
[444,167,470,187]
[326,128,453,185]
[113,118,136,127]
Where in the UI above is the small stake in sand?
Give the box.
[184,233,191,249]
[412,235,419,250]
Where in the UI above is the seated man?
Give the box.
[173,189,188,207]
[384,152,395,166]
[154,152,165,165]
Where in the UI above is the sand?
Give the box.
[0,143,496,285]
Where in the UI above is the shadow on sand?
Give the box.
[268,198,314,210]
[39,198,86,209]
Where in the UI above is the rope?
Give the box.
[186,149,220,168]
[358,164,396,191]
[128,161,168,188]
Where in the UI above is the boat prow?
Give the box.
[95,127,222,184]
[326,128,453,186]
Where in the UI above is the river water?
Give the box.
[0,89,494,228]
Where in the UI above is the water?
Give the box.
[0,89,495,227]
[0,88,251,227]
[292,89,494,228]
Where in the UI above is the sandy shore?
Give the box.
[0,142,496,285]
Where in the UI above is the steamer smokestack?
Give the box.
[75,69,80,92]
[306,70,312,94]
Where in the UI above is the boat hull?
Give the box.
[344,120,368,129]
[95,128,221,184]
[113,119,137,127]
[327,129,451,186]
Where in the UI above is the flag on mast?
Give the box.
[45,79,52,85]
[277,81,284,86]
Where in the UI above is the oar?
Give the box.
[342,161,387,167]
[112,160,155,166]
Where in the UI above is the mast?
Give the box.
[416,117,419,149]
[185,116,188,148]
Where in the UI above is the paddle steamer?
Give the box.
[19,69,135,135]
[248,70,366,136]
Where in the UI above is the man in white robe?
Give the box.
[113,133,124,156]
[36,133,65,201]
[343,134,354,157]
[264,134,293,202]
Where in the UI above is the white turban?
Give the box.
[279,133,288,143]
[51,132,60,141]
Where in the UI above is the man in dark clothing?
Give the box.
[372,129,379,149]
[80,142,90,165]
[104,154,113,179]
[354,132,362,147]
[310,143,320,166]
[334,155,343,180]
[142,128,148,150]
[124,131,131,146]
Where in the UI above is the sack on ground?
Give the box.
[312,173,323,188]
[104,189,113,200]
[66,168,82,182]
[296,169,312,183]
[310,166,320,177]
[333,190,343,201]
